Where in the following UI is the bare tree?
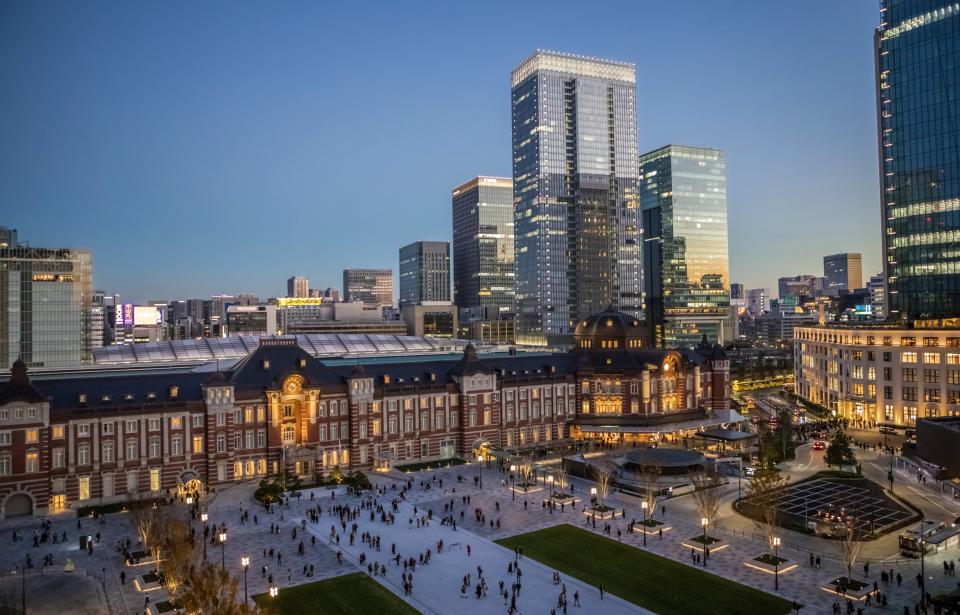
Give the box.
[832,518,864,582]
[179,562,257,615]
[745,461,790,553]
[690,465,723,533]
[637,464,662,522]
[555,464,569,496]
[592,462,615,510]
[161,517,197,598]
[517,459,534,490]
[130,500,158,548]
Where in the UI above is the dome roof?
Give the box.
[573,308,650,350]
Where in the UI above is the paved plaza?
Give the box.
[0,443,959,613]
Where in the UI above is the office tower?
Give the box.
[778,274,818,300]
[730,283,744,300]
[398,241,450,306]
[878,0,960,320]
[343,268,393,306]
[867,273,886,319]
[0,229,93,368]
[308,289,321,298]
[321,288,341,302]
[746,288,769,316]
[0,227,16,249]
[287,276,309,298]
[511,50,640,346]
[640,145,732,347]
[452,176,515,319]
[823,253,863,295]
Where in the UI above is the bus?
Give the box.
[899,522,960,557]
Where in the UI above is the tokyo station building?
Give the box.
[0,309,737,519]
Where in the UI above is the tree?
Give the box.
[517,459,534,489]
[745,452,790,554]
[831,517,864,582]
[774,407,794,461]
[592,462,615,510]
[554,463,569,497]
[161,518,197,598]
[691,465,723,533]
[179,562,257,615]
[825,429,857,470]
[637,464,662,522]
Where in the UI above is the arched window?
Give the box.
[282,426,295,444]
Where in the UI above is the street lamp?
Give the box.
[269,585,279,613]
[701,517,709,567]
[200,512,208,560]
[509,465,516,501]
[218,531,227,572]
[547,475,554,497]
[640,501,648,547]
[773,536,781,590]
[476,455,483,489]
[186,495,193,506]
[241,556,250,604]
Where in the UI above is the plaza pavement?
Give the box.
[1,440,960,614]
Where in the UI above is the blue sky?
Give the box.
[0,1,881,302]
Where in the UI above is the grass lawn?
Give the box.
[496,525,793,615]
[252,572,418,615]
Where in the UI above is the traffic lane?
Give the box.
[847,428,907,449]
[860,454,960,522]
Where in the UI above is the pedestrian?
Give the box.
[120,570,126,585]
[599,583,604,600]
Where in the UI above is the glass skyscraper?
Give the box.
[877,0,960,321]
[398,240,450,306]
[0,228,93,368]
[511,50,640,346]
[452,176,514,319]
[640,145,732,348]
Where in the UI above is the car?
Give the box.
[812,441,826,451]
[879,426,898,435]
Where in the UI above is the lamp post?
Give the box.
[509,465,516,501]
[269,585,279,614]
[476,455,483,489]
[547,475,554,498]
[241,556,250,604]
[773,536,781,590]
[200,512,208,560]
[590,487,597,508]
[641,501,648,546]
[701,517,709,567]
[218,531,227,572]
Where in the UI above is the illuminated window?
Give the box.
[25,452,38,473]
[79,476,90,501]
[150,468,160,491]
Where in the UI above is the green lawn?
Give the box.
[496,524,793,615]
[252,572,418,615]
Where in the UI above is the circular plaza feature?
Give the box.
[623,448,706,475]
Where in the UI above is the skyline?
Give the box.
[1,1,881,302]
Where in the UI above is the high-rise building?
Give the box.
[321,288,341,302]
[877,0,960,321]
[511,50,641,346]
[640,145,732,347]
[867,273,886,319]
[730,283,744,300]
[452,176,515,320]
[287,276,309,298]
[398,241,450,307]
[0,228,93,368]
[778,274,818,300]
[823,253,863,295]
[746,288,770,316]
[343,268,393,306]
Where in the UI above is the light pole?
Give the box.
[269,585,279,614]
[547,475,554,498]
[476,455,483,489]
[701,517,709,567]
[641,501,648,546]
[241,556,250,604]
[509,465,516,501]
[218,531,227,572]
[773,536,781,590]
[590,487,597,510]
[200,512,208,560]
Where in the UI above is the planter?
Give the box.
[822,576,873,600]
[547,493,577,506]
[632,519,671,535]
[744,553,797,575]
[135,571,164,592]
[583,505,616,520]
[125,550,159,567]
[511,483,543,495]
[151,600,184,615]
[682,535,729,553]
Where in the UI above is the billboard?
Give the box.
[115,304,124,326]
[123,303,134,327]
[133,306,162,326]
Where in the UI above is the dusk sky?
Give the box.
[1,1,881,303]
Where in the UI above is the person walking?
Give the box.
[599,583,604,600]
